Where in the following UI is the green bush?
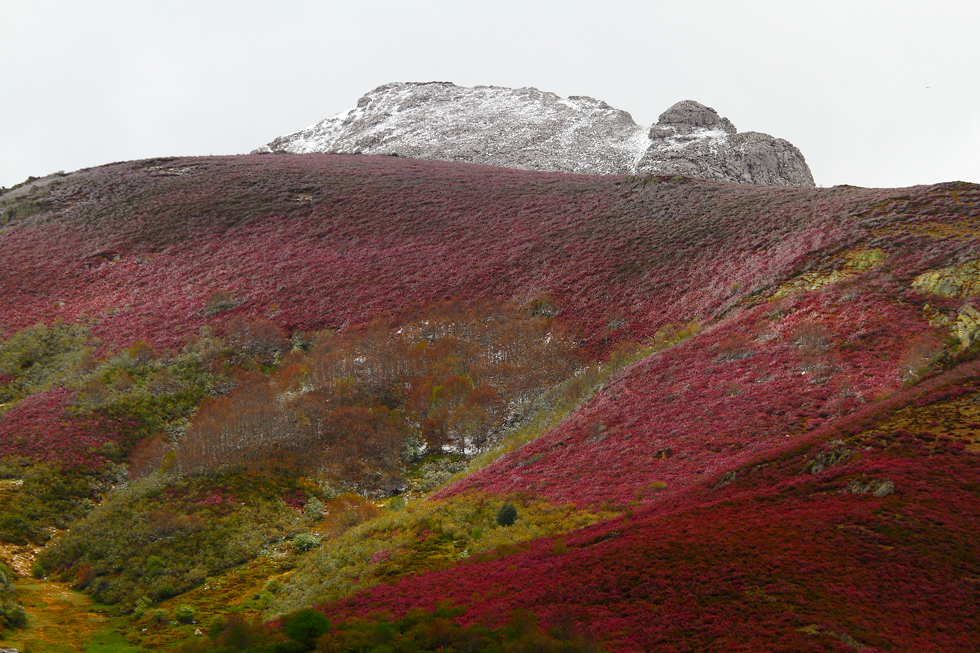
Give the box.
[132,595,152,619]
[0,602,27,629]
[150,608,169,624]
[174,604,196,624]
[0,563,26,631]
[496,502,518,527]
[283,608,331,647]
[293,532,319,552]
[302,497,325,522]
[386,495,407,512]
[0,564,13,594]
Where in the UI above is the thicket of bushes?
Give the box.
[0,461,106,545]
[0,562,26,635]
[174,302,580,495]
[174,603,603,653]
[0,319,235,541]
[0,321,226,472]
[41,472,321,608]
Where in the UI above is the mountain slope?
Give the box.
[330,392,980,652]
[2,156,980,651]
[253,82,815,186]
[0,154,947,357]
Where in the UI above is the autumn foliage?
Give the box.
[175,303,579,491]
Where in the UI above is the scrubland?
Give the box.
[0,154,978,651]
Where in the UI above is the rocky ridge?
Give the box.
[254,82,815,186]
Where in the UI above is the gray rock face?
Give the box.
[638,100,814,186]
[254,83,815,186]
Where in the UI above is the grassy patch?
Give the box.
[1,579,138,653]
[275,492,617,615]
[40,471,321,609]
[84,628,142,653]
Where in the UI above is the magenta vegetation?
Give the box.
[2,155,975,357]
[0,388,128,470]
[2,154,980,651]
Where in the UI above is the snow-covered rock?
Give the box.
[254,82,814,186]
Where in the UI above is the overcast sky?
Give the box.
[2,1,978,189]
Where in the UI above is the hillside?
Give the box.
[0,153,932,355]
[0,154,979,652]
[253,83,815,186]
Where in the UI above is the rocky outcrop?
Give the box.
[913,261,980,348]
[841,478,895,497]
[912,260,980,298]
[254,83,815,186]
[637,100,815,186]
[921,302,980,349]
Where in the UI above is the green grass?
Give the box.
[274,492,617,615]
[2,578,142,653]
[84,628,143,653]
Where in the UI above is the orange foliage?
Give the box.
[127,433,172,480]
[174,302,579,491]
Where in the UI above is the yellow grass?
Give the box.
[2,579,138,653]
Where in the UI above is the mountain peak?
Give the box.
[255,82,814,186]
[657,100,734,132]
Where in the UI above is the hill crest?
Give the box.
[253,82,815,186]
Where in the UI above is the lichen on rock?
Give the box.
[841,478,895,497]
[955,305,980,348]
[912,260,980,298]
[771,249,885,299]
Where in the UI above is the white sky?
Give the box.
[1,0,978,189]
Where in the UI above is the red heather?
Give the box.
[2,154,980,651]
[0,387,125,470]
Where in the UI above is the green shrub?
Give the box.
[174,604,196,624]
[30,560,46,580]
[132,595,152,619]
[42,472,309,606]
[206,615,227,641]
[496,502,518,527]
[283,608,331,647]
[302,497,325,522]
[386,495,406,512]
[293,532,319,552]
[256,591,274,609]
[150,608,169,624]
[153,583,177,601]
[0,602,27,628]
